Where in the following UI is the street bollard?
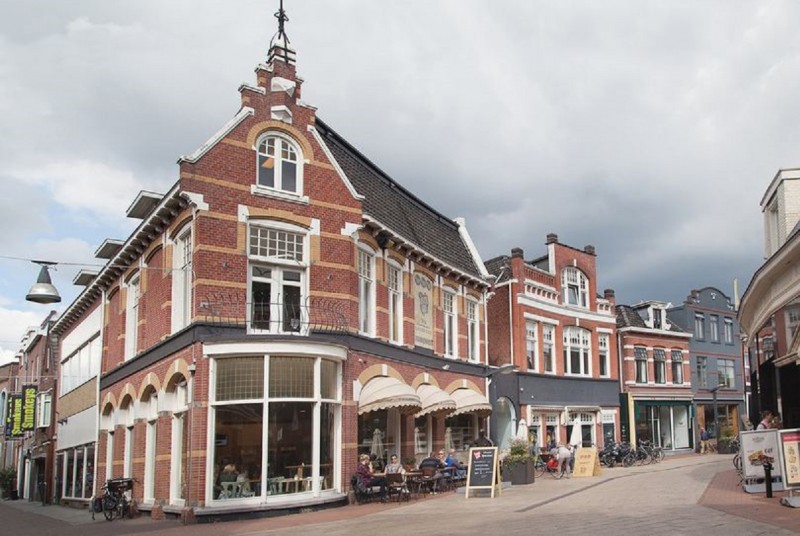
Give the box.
[763,461,773,498]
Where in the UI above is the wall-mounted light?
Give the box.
[26,261,61,304]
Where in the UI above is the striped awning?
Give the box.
[449,388,492,417]
[358,376,422,415]
[415,383,457,418]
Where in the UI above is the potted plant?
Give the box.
[403,457,417,472]
[0,467,17,500]
[502,438,536,485]
[717,425,736,454]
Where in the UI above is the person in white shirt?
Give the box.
[556,444,573,478]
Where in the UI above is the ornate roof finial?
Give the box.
[270,0,292,65]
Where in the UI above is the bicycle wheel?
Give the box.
[655,448,664,463]
[622,452,635,467]
[733,453,742,473]
[102,496,116,521]
[534,459,546,478]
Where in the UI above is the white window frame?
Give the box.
[358,247,376,336]
[563,326,591,376]
[247,221,308,334]
[143,395,158,504]
[124,273,141,361]
[255,132,304,197]
[466,298,480,363]
[653,348,667,384]
[695,314,705,340]
[443,288,457,358]
[105,431,114,482]
[36,391,52,429]
[543,324,555,373]
[387,262,403,344]
[171,224,193,333]
[670,350,684,384]
[718,359,735,388]
[710,315,719,342]
[526,320,539,372]
[561,267,588,308]
[724,318,734,344]
[598,334,610,377]
[635,346,648,384]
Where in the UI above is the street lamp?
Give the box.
[709,384,722,441]
[26,261,61,304]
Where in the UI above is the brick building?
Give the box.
[484,234,619,451]
[49,13,493,519]
[616,301,693,451]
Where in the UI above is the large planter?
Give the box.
[503,460,536,485]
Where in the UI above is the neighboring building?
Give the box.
[484,235,619,451]
[0,361,20,471]
[52,297,102,507]
[616,301,693,451]
[49,12,493,520]
[667,288,746,443]
[739,167,800,429]
[14,312,58,503]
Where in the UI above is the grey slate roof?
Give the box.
[616,304,687,333]
[315,118,484,279]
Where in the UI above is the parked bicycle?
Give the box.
[533,453,571,479]
[93,477,135,521]
[730,436,743,480]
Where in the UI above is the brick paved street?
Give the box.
[1,455,797,536]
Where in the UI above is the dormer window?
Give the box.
[561,267,588,308]
[256,133,302,195]
[652,307,663,329]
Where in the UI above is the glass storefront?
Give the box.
[210,355,340,502]
[634,402,691,450]
[58,444,95,500]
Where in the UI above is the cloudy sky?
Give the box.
[1,1,797,365]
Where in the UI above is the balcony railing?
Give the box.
[198,294,348,335]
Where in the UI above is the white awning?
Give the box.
[415,383,457,418]
[449,388,492,417]
[357,376,422,415]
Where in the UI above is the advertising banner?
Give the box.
[740,429,782,480]
[779,429,800,489]
[6,393,24,438]
[21,384,37,431]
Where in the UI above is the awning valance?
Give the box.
[358,376,422,415]
[415,384,457,418]
[449,388,492,417]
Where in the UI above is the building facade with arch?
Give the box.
[48,26,493,519]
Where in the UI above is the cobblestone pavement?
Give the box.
[1,455,797,536]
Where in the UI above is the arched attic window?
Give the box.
[256,133,303,195]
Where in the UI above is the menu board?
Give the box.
[779,429,800,488]
[572,447,601,478]
[465,447,500,498]
[740,430,782,480]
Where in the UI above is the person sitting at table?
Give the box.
[356,453,387,501]
[220,463,238,483]
[385,454,405,475]
[418,452,445,493]
[445,448,467,478]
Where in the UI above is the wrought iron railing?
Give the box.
[197,294,348,335]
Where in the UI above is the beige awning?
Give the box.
[415,383,457,418]
[449,388,492,417]
[358,376,422,415]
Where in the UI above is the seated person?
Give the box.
[418,452,445,492]
[445,448,466,478]
[356,453,386,500]
[385,454,405,474]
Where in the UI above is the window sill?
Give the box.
[251,185,309,205]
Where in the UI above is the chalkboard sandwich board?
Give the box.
[465,447,501,498]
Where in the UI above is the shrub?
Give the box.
[0,467,16,494]
[504,437,534,466]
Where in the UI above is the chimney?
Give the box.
[546,233,558,244]
[584,245,596,255]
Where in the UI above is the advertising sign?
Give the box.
[21,384,37,431]
[465,447,501,498]
[779,429,800,489]
[414,273,434,349]
[6,393,24,438]
[573,447,602,478]
[740,429,782,480]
